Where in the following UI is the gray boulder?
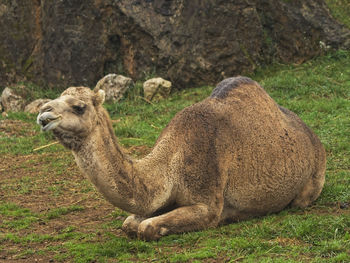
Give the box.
[0,87,26,112]
[95,74,133,102]
[24,99,51,114]
[143,77,172,101]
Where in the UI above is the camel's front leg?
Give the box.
[137,204,220,241]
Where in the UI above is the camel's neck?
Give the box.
[72,110,138,213]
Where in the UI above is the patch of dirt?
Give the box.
[0,120,38,137]
[0,152,122,262]
[303,202,350,216]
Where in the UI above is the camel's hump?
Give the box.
[211,76,258,99]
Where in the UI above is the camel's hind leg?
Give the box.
[291,167,326,209]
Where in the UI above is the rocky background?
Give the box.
[1,0,349,89]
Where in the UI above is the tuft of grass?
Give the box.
[326,0,350,28]
[45,205,84,220]
[62,235,154,263]
[0,203,40,231]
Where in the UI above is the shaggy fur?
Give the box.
[37,76,326,240]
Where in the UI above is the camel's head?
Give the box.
[37,86,105,150]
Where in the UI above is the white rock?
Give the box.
[0,87,26,112]
[95,74,133,102]
[24,99,51,114]
[143,77,172,101]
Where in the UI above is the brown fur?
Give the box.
[37,77,326,240]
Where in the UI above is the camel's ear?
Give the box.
[93,89,105,106]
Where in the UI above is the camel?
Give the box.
[37,76,326,240]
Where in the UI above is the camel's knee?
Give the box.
[219,208,255,225]
[291,172,325,208]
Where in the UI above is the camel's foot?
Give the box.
[137,218,169,241]
[122,214,145,237]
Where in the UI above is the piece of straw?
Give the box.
[33,141,59,152]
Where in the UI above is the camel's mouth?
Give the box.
[42,117,59,130]
[41,117,61,131]
[37,114,62,132]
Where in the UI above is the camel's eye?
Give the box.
[41,106,53,113]
[72,104,86,115]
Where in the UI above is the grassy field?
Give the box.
[326,0,350,28]
[1,2,350,262]
[1,50,349,262]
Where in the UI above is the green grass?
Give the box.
[326,0,350,28]
[0,203,85,232]
[1,49,349,262]
[45,205,84,220]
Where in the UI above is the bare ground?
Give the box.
[0,151,118,262]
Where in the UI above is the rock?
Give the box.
[0,0,349,88]
[24,99,51,114]
[0,0,40,86]
[143,77,172,101]
[0,87,26,112]
[95,74,133,102]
